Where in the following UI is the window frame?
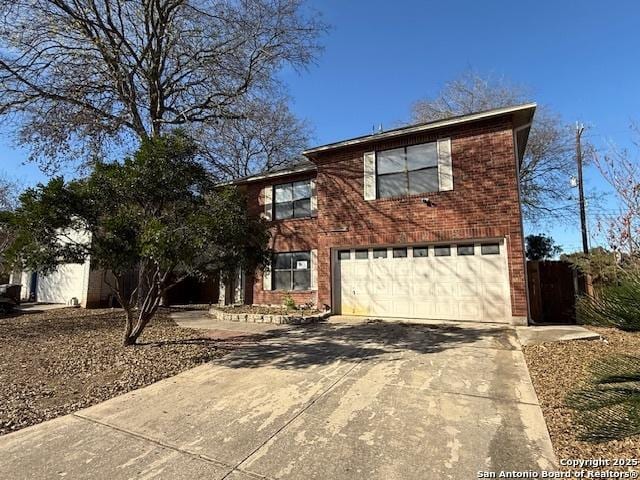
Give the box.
[481,243,501,255]
[372,248,388,259]
[434,245,451,257]
[413,246,429,258]
[272,251,311,291]
[273,179,312,221]
[375,141,439,199]
[393,247,408,258]
[457,244,475,256]
[355,249,369,259]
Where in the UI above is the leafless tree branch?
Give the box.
[0,0,326,171]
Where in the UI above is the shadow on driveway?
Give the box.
[153,319,518,370]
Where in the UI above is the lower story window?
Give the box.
[273,251,311,290]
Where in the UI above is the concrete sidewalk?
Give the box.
[516,324,601,346]
[0,319,556,479]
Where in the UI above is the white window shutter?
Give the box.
[261,186,273,221]
[262,267,272,291]
[310,249,318,290]
[363,151,376,200]
[437,138,453,191]
[310,178,317,216]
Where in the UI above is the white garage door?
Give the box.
[336,241,511,323]
[36,263,87,305]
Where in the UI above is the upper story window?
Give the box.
[274,180,311,220]
[376,142,439,198]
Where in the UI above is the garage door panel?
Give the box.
[432,264,456,279]
[456,261,483,279]
[370,297,393,317]
[371,280,389,294]
[457,282,479,297]
[414,282,435,297]
[483,283,505,300]
[337,241,510,323]
[413,265,432,281]
[394,263,412,277]
[480,258,503,277]
[484,302,507,321]
[392,298,412,317]
[435,301,458,319]
[435,282,456,297]
[370,266,388,277]
[392,276,412,296]
[413,301,436,317]
[459,302,482,320]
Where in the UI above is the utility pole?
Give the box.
[575,123,589,254]
[576,123,594,297]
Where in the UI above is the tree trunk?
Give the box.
[137,262,148,311]
[122,309,135,346]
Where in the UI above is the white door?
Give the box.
[336,241,511,323]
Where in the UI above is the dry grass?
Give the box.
[524,326,640,461]
[0,307,231,436]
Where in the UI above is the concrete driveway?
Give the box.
[0,318,556,480]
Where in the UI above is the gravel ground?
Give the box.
[0,307,231,436]
[524,326,640,463]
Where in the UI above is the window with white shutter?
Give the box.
[363,151,376,200]
[261,186,273,221]
[437,137,453,191]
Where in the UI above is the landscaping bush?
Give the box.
[576,273,640,331]
[565,355,640,442]
[282,294,296,311]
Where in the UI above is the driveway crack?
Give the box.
[72,413,233,471]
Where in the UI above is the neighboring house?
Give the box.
[9,229,114,307]
[11,261,112,307]
[10,225,218,306]
[227,104,536,325]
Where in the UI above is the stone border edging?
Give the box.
[208,306,331,325]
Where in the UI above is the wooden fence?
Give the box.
[527,260,586,324]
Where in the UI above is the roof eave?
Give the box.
[221,163,317,186]
[302,103,537,158]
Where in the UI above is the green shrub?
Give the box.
[565,355,640,441]
[577,273,640,331]
[282,293,296,311]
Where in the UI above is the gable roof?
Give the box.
[225,158,316,186]
[302,103,536,160]
[227,103,536,185]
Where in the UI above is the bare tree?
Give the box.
[411,71,577,224]
[0,174,18,276]
[198,97,311,180]
[0,0,325,171]
[594,125,640,254]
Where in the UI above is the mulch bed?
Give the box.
[523,326,640,462]
[217,305,320,316]
[0,307,231,436]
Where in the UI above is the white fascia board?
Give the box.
[303,103,537,156]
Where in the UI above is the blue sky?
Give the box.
[1,0,639,253]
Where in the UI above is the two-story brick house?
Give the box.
[228,104,536,325]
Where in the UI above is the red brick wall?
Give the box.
[243,117,527,320]
[244,172,319,307]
